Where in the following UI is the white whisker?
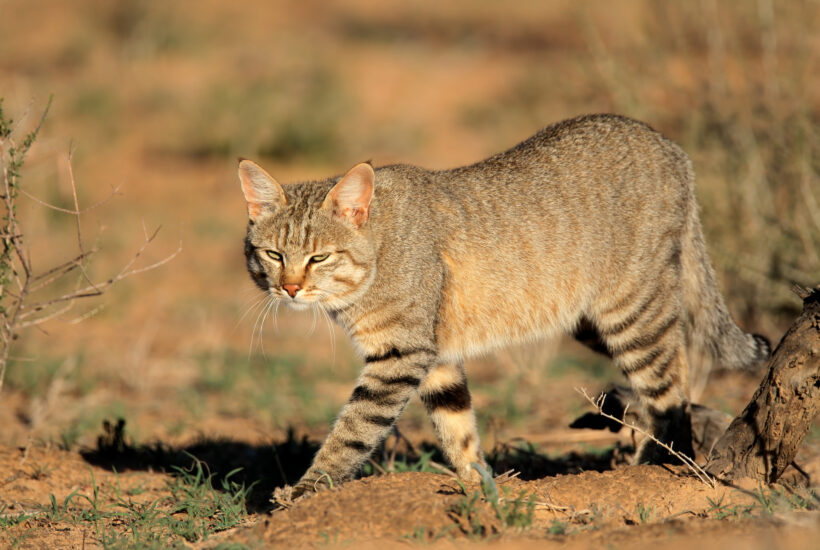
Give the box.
[306,303,318,336]
[235,292,270,331]
[257,295,278,357]
[249,295,269,357]
[319,303,336,364]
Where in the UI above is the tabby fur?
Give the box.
[238,114,769,497]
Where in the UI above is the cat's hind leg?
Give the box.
[593,279,695,463]
[418,362,485,481]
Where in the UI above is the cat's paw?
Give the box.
[271,484,314,510]
[633,437,693,465]
[271,485,296,510]
[272,477,332,509]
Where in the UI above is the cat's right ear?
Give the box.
[238,159,287,221]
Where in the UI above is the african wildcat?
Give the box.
[238,114,769,498]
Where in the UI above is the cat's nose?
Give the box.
[283,284,301,298]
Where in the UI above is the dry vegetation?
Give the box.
[0,0,818,548]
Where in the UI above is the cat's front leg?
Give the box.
[418,361,486,481]
[291,346,437,498]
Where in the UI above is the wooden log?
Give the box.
[705,284,820,483]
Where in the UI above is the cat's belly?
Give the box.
[435,251,585,361]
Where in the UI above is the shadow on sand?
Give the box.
[81,418,626,513]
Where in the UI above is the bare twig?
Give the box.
[0,100,179,395]
[18,182,122,215]
[575,387,717,488]
[18,226,181,318]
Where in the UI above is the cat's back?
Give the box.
[441,114,688,197]
[376,114,696,359]
[372,115,689,214]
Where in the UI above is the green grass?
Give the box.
[0,504,32,529]
[547,519,569,536]
[448,463,535,539]
[706,485,818,522]
[171,66,350,163]
[362,448,449,477]
[635,503,653,524]
[752,484,818,516]
[9,458,255,548]
[192,350,345,429]
[402,525,454,545]
[706,494,756,521]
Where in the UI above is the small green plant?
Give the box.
[548,519,569,536]
[317,530,344,546]
[402,525,453,545]
[754,485,777,516]
[635,503,653,524]
[165,457,255,541]
[0,521,35,550]
[587,503,607,531]
[31,456,254,547]
[0,504,31,528]
[386,449,449,475]
[448,463,535,538]
[780,487,819,511]
[43,490,82,523]
[752,485,819,517]
[706,494,757,521]
[27,463,54,480]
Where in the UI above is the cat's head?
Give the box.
[238,159,376,312]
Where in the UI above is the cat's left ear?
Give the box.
[238,159,287,221]
[322,162,374,228]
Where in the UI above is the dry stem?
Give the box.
[576,387,717,488]
[0,106,179,395]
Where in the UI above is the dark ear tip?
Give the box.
[237,156,249,165]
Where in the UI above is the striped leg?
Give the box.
[596,282,695,462]
[292,346,436,497]
[419,362,485,481]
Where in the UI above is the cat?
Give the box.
[238,114,770,499]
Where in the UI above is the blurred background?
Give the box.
[0,0,818,453]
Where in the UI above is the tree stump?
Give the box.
[705,284,820,483]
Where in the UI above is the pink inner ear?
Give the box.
[326,163,374,228]
[341,207,369,228]
[247,202,264,219]
[238,160,287,220]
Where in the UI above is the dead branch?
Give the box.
[17,226,181,321]
[570,385,732,459]
[18,182,122,215]
[705,284,820,483]
[576,387,717,488]
[0,100,179,395]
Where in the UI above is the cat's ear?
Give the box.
[322,162,374,228]
[238,159,287,220]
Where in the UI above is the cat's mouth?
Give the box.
[284,300,311,311]
[276,290,319,311]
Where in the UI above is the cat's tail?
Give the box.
[680,166,770,376]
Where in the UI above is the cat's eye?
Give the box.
[265,250,283,262]
[309,253,330,263]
